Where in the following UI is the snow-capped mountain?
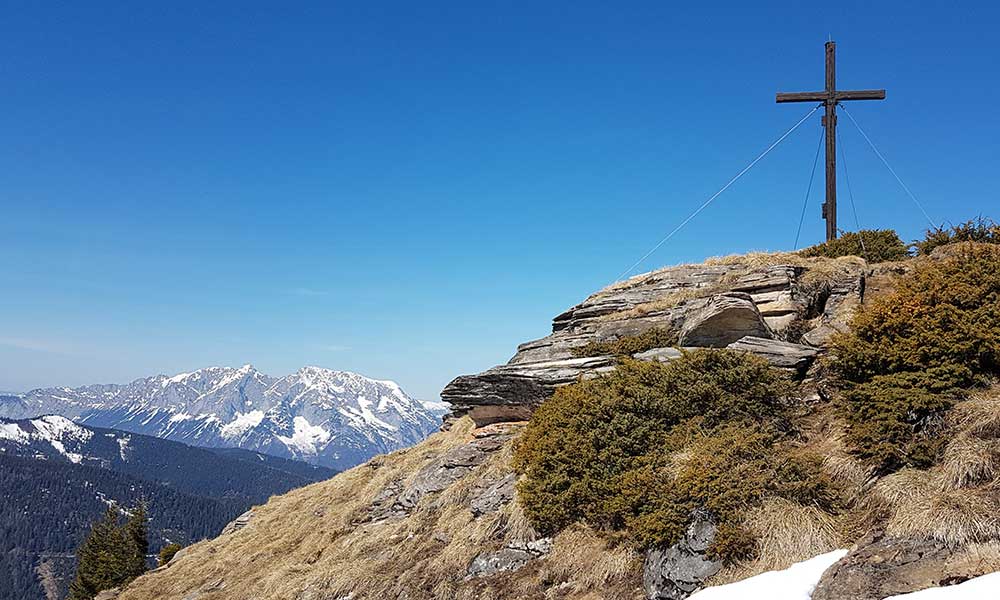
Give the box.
[0,414,335,492]
[0,366,446,470]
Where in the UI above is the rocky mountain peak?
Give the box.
[0,365,442,470]
[443,254,866,425]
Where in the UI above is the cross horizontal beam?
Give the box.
[776,89,886,103]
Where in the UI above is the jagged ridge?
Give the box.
[0,366,444,470]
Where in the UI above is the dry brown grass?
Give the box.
[868,468,1000,547]
[941,435,1000,489]
[116,417,642,600]
[886,484,1000,545]
[703,251,802,267]
[810,427,875,498]
[540,526,642,596]
[953,386,1000,439]
[710,498,842,585]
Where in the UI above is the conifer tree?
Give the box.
[68,507,123,600]
[67,503,150,600]
[124,502,149,579]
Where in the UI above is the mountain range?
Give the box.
[0,415,337,600]
[0,365,446,470]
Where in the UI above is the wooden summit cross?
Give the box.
[777,41,885,242]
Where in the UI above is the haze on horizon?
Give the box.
[2,2,998,399]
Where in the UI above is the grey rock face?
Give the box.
[811,530,987,600]
[220,509,254,535]
[677,293,771,347]
[368,424,516,521]
[801,269,866,347]
[467,538,553,578]
[442,259,867,426]
[643,514,722,600]
[726,336,819,373]
[470,473,517,516]
[442,356,616,426]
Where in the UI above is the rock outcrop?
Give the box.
[726,336,819,373]
[467,538,553,578]
[367,423,517,521]
[220,510,253,536]
[812,530,983,600]
[443,257,866,425]
[643,513,722,600]
[676,292,770,347]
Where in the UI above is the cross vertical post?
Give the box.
[776,42,886,242]
[824,41,837,242]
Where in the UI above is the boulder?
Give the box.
[220,509,253,535]
[644,513,722,600]
[442,356,616,426]
[726,336,819,373]
[677,293,771,348]
[633,347,684,363]
[467,538,552,578]
[811,530,977,600]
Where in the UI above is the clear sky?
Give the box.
[2,2,997,399]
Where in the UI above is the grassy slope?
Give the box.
[117,417,643,600]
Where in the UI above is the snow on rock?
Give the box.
[884,572,1000,599]
[1,365,444,470]
[278,416,331,455]
[0,415,94,463]
[689,550,848,600]
[0,422,29,443]
[117,435,131,461]
[220,410,266,439]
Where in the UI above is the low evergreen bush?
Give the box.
[801,229,909,262]
[831,244,1000,472]
[158,542,183,566]
[913,217,1000,256]
[513,351,835,560]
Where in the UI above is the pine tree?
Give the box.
[68,507,122,600]
[124,502,149,579]
[67,503,150,600]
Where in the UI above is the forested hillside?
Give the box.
[0,418,336,600]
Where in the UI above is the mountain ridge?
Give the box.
[0,365,445,470]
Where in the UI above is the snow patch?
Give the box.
[0,422,29,443]
[117,436,131,461]
[884,572,1000,599]
[220,410,265,439]
[689,549,848,600]
[162,371,192,387]
[356,396,397,431]
[277,416,330,455]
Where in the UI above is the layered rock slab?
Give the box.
[443,257,866,425]
[811,530,988,600]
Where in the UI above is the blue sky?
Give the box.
[1,2,997,398]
